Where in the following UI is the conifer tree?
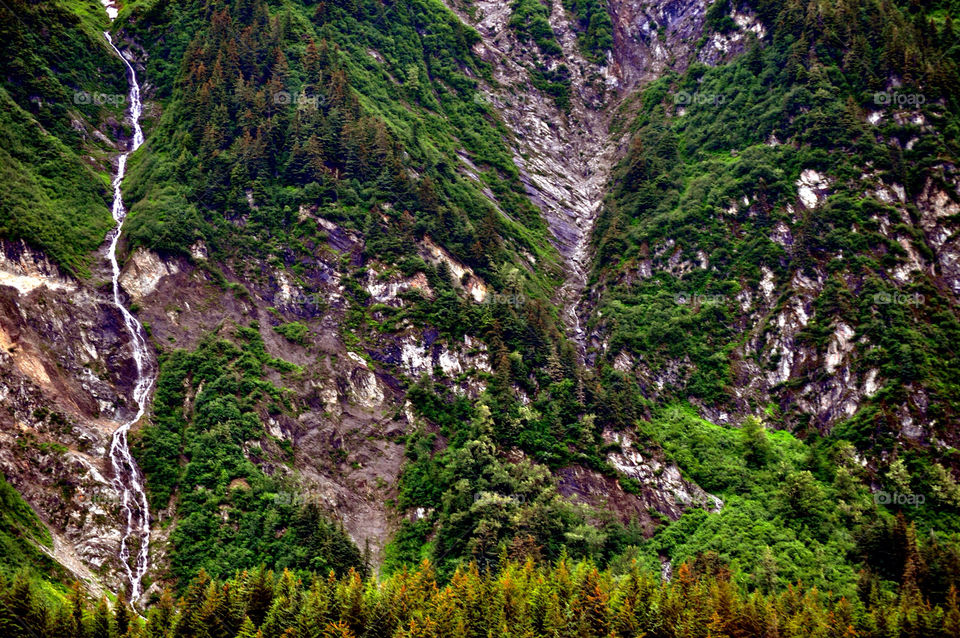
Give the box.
[145,588,176,638]
[235,617,260,638]
[91,597,112,638]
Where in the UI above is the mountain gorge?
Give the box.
[2,0,960,636]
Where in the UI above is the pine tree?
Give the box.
[943,585,960,638]
[262,570,302,638]
[145,588,176,638]
[114,592,131,637]
[571,569,610,638]
[245,569,276,629]
[742,416,771,468]
[1,575,41,638]
[68,581,86,638]
[48,605,77,638]
[91,597,112,638]
[756,546,779,594]
[236,617,260,638]
[337,570,366,637]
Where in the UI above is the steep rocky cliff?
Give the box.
[0,0,748,594]
[443,0,758,349]
[0,239,138,591]
[3,0,959,611]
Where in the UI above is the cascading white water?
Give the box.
[103,25,153,602]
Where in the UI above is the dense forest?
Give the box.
[5,554,960,637]
[1,0,960,636]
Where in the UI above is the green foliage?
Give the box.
[0,0,127,139]
[509,0,562,56]
[562,0,614,61]
[628,404,960,601]
[0,475,65,583]
[503,0,577,110]
[0,90,114,276]
[7,552,960,637]
[380,519,432,574]
[273,321,310,345]
[530,64,573,112]
[0,0,129,275]
[432,436,573,575]
[392,391,649,577]
[705,0,737,34]
[134,324,360,585]
[741,416,771,468]
[637,405,805,494]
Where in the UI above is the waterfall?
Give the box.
[103,24,153,602]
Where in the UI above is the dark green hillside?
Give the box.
[105,0,960,602]
[4,0,960,633]
[586,0,960,611]
[120,0,558,285]
[594,0,960,426]
[0,0,129,275]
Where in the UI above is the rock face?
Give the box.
[563,427,724,528]
[604,430,723,513]
[443,0,761,352]
[599,156,960,436]
[0,0,802,596]
[555,429,722,537]
[117,247,180,304]
[419,236,487,302]
[0,240,79,296]
[442,0,619,351]
[0,240,138,592]
[611,0,706,86]
[917,178,960,295]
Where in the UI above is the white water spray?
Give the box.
[103,23,153,601]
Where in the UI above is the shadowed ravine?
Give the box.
[441,0,629,357]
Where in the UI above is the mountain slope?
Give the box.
[593,0,960,461]
[1,0,960,633]
[0,0,131,276]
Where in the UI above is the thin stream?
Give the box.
[103,22,153,601]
